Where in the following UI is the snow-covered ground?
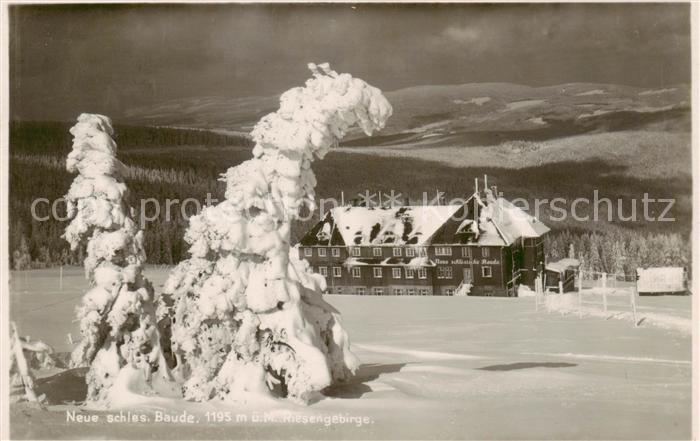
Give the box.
[9,267,692,439]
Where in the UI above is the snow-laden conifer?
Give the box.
[160,64,392,403]
[63,114,171,404]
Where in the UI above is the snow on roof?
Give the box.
[331,205,462,246]
[481,197,550,245]
[343,257,437,267]
[299,212,345,246]
[545,258,581,273]
[302,192,549,248]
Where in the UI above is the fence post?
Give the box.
[631,282,638,327]
[602,272,607,289]
[542,276,551,313]
[59,266,64,291]
[558,280,564,294]
[578,270,583,319]
[603,286,608,313]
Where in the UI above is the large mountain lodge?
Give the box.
[298,180,550,297]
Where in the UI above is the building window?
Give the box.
[373,287,383,296]
[393,247,402,257]
[437,266,452,279]
[418,268,427,279]
[419,288,429,296]
[304,248,312,257]
[373,247,382,257]
[351,247,361,257]
[406,248,415,257]
[462,247,471,258]
[418,247,428,257]
[392,268,401,279]
[318,248,327,257]
[405,268,415,278]
[407,288,416,296]
[482,247,490,258]
[393,288,403,296]
[356,287,365,295]
[435,247,452,256]
[333,267,342,278]
[319,266,328,276]
[482,266,492,278]
[445,288,454,296]
[332,248,340,257]
[351,267,361,278]
[373,267,383,278]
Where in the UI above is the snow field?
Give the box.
[10,266,691,439]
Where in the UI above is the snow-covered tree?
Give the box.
[611,240,625,276]
[13,235,31,270]
[160,63,392,403]
[63,113,171,404]
[588,233,602,273]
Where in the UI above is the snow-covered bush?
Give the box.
[160,63,392,403]
[63,114,171,404]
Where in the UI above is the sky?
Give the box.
[9,3,691,121]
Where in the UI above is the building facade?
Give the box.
[298,188,550,297]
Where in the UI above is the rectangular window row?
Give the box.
[435,246,452,256]
[303,247,342,257]
[306,246,492,260]
[354,287,430,296]
[314,266,343,277]
[348,247,427,257]
[340,265,489,279]
[347,267,427,279]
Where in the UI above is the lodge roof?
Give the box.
[476,196,551,246]
[333,205,462,246]
[343,257,437,267]
[545,258,581,273]
[299,190,550,248]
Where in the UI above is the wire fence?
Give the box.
[535,270,639,327]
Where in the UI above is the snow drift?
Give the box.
[159,63,392,403]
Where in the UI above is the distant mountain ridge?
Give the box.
[119,82,690,147]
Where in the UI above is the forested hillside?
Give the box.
[9,122,691,275]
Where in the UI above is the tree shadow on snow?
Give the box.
[322,363,406,399]
[476,362,577,371]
